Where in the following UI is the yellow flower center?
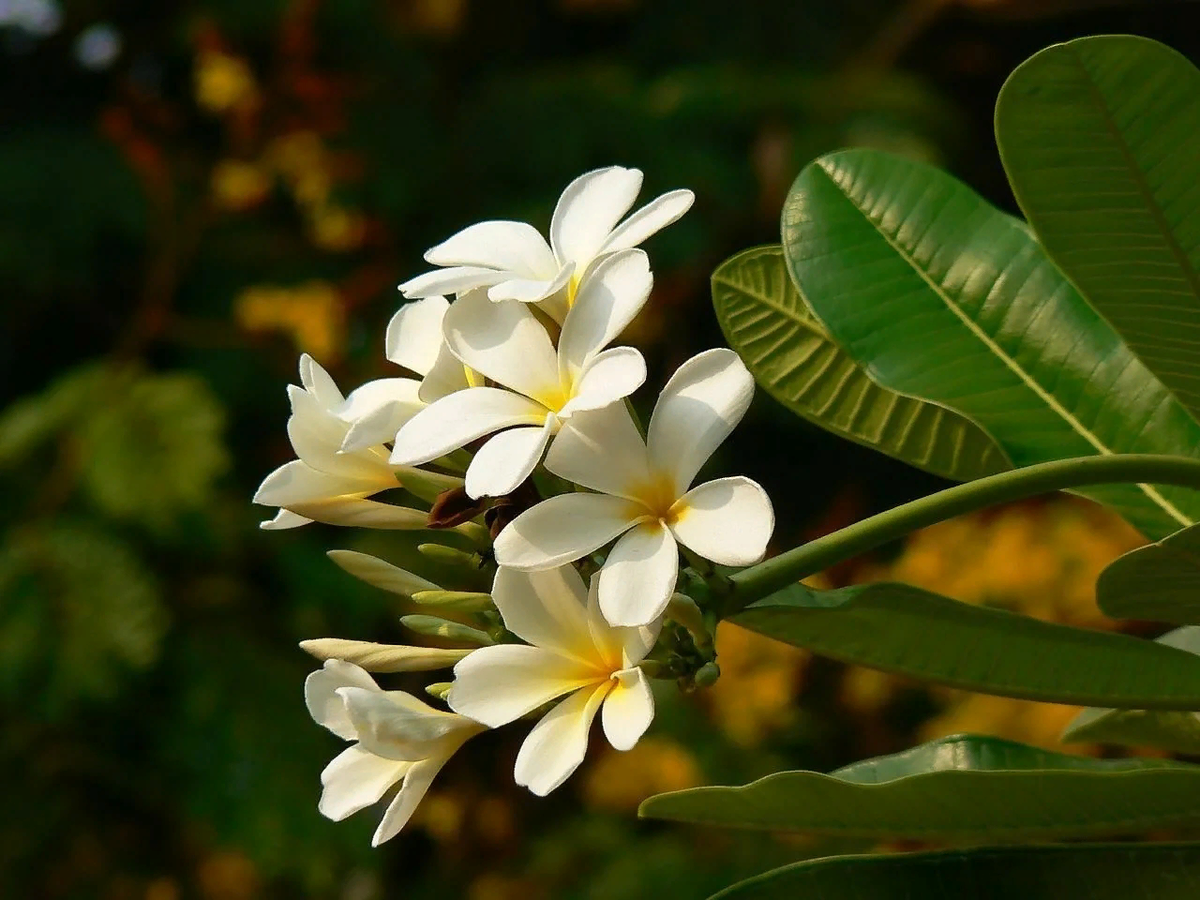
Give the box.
[627,473,684,525]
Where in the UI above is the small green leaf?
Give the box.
[641,734,1200,838]
[731,581,1200,708]
[781,147,1200,539]
[713,245,1010,482]
[1097,523,1200,624]
[996,35,1200,424]
[1065,627,1200,753]
[708,843,1200,900]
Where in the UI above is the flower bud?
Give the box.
[401,615,495,646]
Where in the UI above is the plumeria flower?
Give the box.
[306,659,485,846]
[389,250,652,499]
[447,565,659,796]
[493,348,774,627]
[254,355,433,529]
[398,166,693,318]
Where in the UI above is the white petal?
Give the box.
[493,493,641,570]
[514,682,611,796]
[389,387,547,466]
[385,296,449,375]
[443,291,561,403]
[318,745,409,821]
[600,189,696,254]
[338,378,424,452]
[487,264,573,304]
[601,667,654,751]
[424,221,557,277]
[339,686,468,760]
[299,354,344,409]
[305,659,379,740]
[544,402,653,499]
[464,419,555,499]
[557,249,652,378]
[669,476,774,566]
[550,167,643,265]
[590,576,663,668]
[448,644,600,727]
[372,756,445,845]
[418,341,472,403]
[284,497,429,530]
[559,346,646,416]
[258,508,312,530]
[597,523,679,627]
[287,386,383,479]
[399,266,504,298]
[647,348,755,496]
[253,460,391,509]
[491,566,596,663]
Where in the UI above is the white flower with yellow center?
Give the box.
[389,250,652,499]
[254,355,429,529]
[306,659,485,846]
[447,565,659,796]
[493,349,774,626]
[398,166,693,318]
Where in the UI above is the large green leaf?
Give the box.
[996,35,1200,424]
[713,245,1010,482]
[1064,627,1200,754]
[709,843,1200,900]
[640,734,1200,838]
[729,581,1200,709]
[1096,524,1200,624]
[781,147,1200,539]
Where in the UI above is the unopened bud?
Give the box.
[693,661,721,688]
[327,550,439,597]
[417,543,479,568]
[299,638,471,672]
[411,590,494,612]
[401,615,495,646]
[425,682,453,701]
[393,466,464,505]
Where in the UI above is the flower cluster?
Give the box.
[256,167,775,844]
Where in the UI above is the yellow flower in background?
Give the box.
[265,131,331,207]
[234,281,346,361]
[706,620,807,748]
[210,160,271,211]
[195,51,258,114]
[582,736,702,812]
[308,204,366,252]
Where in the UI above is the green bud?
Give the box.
[410,590,494,612]
[425,682,453,701]
[400,614,494,646]
[393,466,464,504]
[693,661,721,688]
[417,543,479,568]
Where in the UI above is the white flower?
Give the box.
[398,166,693,317]
[493,348,774,626]
[447,565,659,796]
[254,354,429,529]
[306,659,485,846]
[389,250,653,499]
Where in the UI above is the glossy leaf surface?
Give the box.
[781,147,1200,539]
[713,245,1010,482]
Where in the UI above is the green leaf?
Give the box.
[780,147,1200,539]
[641,734,1200,838]
[713,245,1010,482]
[708,843,1200,900]
[996,35,1200,424]
[1096,523,1200,624]
[1065,627,1200,753]
[730,581,1200,709]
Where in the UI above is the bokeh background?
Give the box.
[4,1,1200,897]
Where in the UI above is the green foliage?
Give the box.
[780,147,1200,540]
[712,245,1010,482]
[709,843,1200,900]
[1096,523,1200,624]
[729,580,1200,709]
[641,734,1200,838]
[0,520,167,712]
[996,36,1200,423]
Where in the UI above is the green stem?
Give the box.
[726,454,1200,614]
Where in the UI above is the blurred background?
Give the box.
[3,1,1199,897]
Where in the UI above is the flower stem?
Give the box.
[724,454,1200,615]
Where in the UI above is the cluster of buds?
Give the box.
[255,167,775,845]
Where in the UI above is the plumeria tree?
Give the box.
[258,36,1200,897]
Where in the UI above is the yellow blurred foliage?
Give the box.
[706,621,808,747]
[195,851,259,900]
[468,873,532,900]
[919,691,1089,752]
[144,879,180,900]
[416,790,466,841]
[210,160,271,211]
[266,132,329,205]
[309,204,367,252]
[233,281,346,361]
[194,52,259,114]
[410,0,469,34]
[582,736,703,811]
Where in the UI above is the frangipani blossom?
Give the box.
[448,566,659,796]
[390,250,653,499]
[398,166,693,317]
[493,349,774,627]
[254,355,430,529]
[306,660,485,846]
